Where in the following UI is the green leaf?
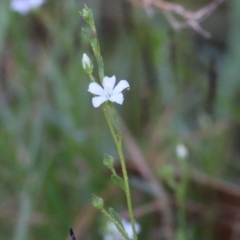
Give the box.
[81,28,92,40]
[109,208,130,240]
[111,108,122,139]
[90,39,104,81]
[107,106,121,140]
[109,208,124,229]
[111,174,125,191]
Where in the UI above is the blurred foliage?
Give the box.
[0,0,240,239]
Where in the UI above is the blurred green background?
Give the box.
[1,0,240,239]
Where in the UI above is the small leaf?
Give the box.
[109,208,130,240]
[81,28,91,40]
[100,208,130,240]
[107,106,121,140]
[112,108,122,139]
[111,174,125,191]
[109,208,124,229]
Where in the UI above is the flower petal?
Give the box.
[109,93,124,105]
[113,80,130,94]
[92,96,107,108]
[88,82,105,96]
[102,76,116,90]
[11,0,45,14]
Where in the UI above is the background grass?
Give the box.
[0,0,240,239]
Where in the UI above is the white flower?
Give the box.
[82,53,93,73]
[11,0,45,15]
[122,219,140,239]
[103,219,140,240]
[88,75,130,108]
[176,143,188,159]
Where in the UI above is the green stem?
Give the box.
[82,5,137,238]
[176,161,189,240]
[89,73,95,82]
[103,106,138,240]
[117,141,138,240]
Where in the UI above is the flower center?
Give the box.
[105,88,113,99]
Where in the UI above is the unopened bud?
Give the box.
[81,6,91,23]
[92,194,104,210]
[82,53,93,73]
[176,143,188,160]
[103,154,114,169]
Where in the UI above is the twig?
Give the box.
[130,0,224,38]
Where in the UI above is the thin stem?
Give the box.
[176,160,189,240]
[89,73,95,82]
[111,168,117,176]
[103,106,138,240]
[117,141,138,240]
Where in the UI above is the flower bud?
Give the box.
[81,6,91,24]
[103,154,114,169]
[92,194,104,210]
[82,53,93,73]
[176,143,188,160]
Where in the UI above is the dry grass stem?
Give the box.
[130,0,224,38]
